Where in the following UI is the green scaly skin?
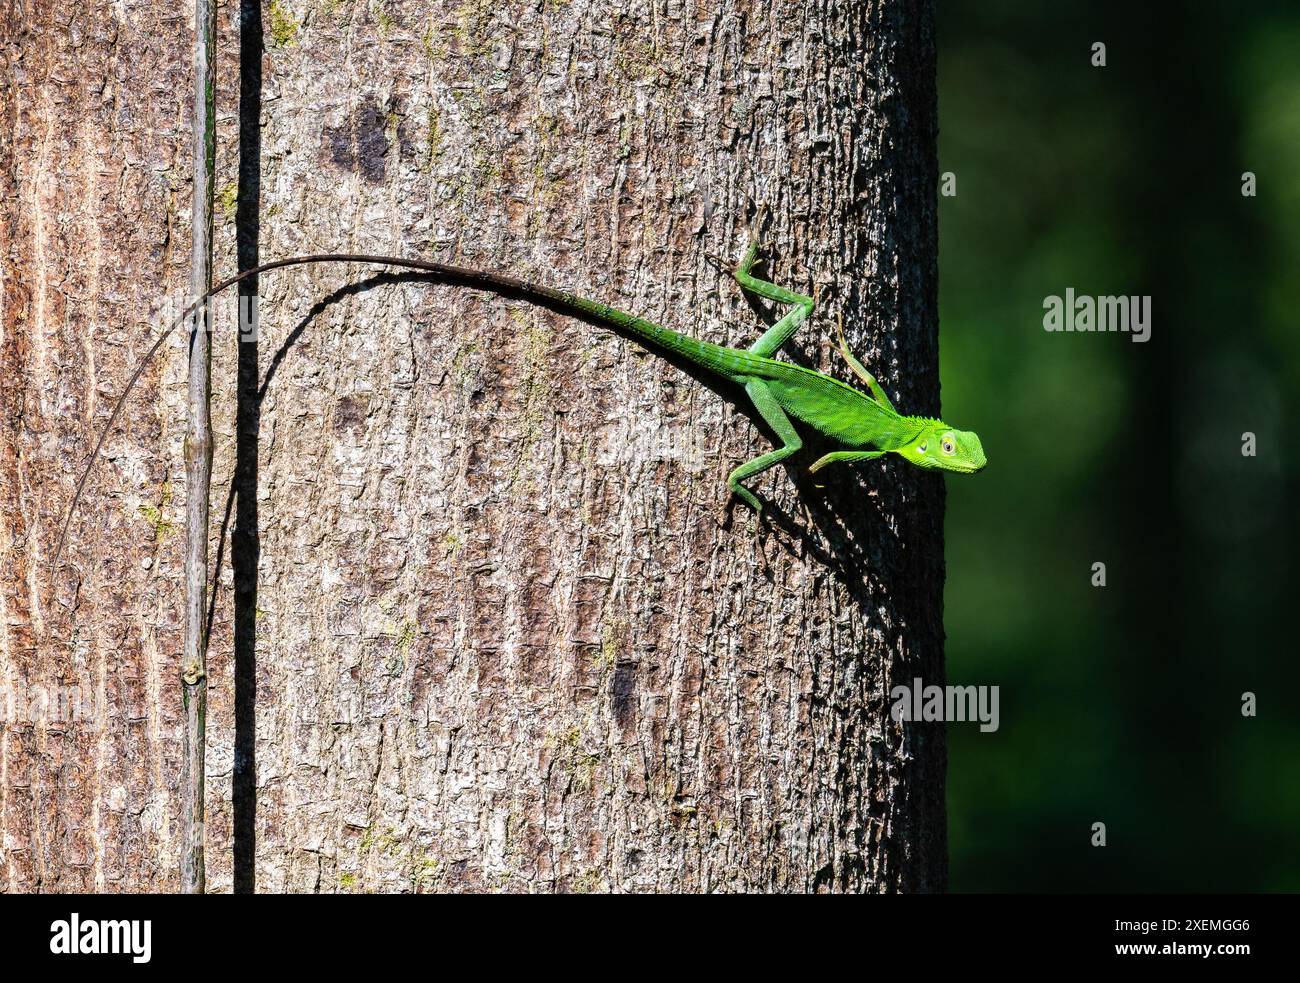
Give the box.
[54,217,986,568]
[538,225,988,509]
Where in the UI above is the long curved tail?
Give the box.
[52,253,705,570]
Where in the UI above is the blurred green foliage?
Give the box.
[939,1,1299,890]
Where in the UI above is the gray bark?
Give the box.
[1,0,944,893]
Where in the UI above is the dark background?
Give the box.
[939,1,1299,891]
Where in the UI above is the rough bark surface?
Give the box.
[1,0,945,892]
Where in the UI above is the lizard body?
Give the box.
[53,219,985,568]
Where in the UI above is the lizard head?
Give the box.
[896,419,986,474]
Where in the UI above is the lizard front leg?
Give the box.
[834,314,896,412]
[807,450,885,474]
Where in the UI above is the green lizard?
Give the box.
[53,216,984,567]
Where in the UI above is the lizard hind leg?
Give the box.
[705,205,814,358]
[733,218,816,358]
[727,380,804,511]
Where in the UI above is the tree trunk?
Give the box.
[1,0,944,892]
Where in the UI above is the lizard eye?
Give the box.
[941,438,955,455]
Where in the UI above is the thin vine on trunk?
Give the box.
[181,0,217,895]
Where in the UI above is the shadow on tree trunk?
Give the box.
[233,0,262,894]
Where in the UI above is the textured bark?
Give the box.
[1,0,944,893]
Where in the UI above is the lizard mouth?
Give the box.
[950,434,987,473]
[939,452,986,474]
